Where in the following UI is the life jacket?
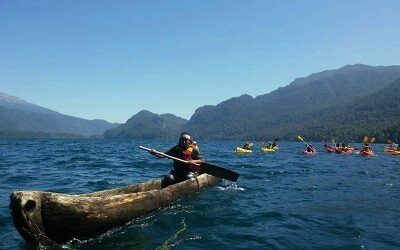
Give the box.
[182,146,200,173]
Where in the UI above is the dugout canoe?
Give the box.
[10,174,220,246]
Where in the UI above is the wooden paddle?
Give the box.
[139,146,239,182]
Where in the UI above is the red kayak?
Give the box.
[335,148,352,154]
[303,150,316,155]
[360,150,375,157]
[324,144,335,153]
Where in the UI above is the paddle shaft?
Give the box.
[139,146,200,166]
[298,137,309,146]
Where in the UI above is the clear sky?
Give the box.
[1,1,400,123]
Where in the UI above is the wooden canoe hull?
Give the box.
[10,174,220,246]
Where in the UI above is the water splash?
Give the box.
[217,182,245,191]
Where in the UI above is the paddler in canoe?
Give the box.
[306,144,316,153]
[384,140,398,153]
[260,138,279,152]
[297,135,316,154]
[242,142,253,150]
[335,142,352,154]
[361,142,374,156]
[235,142,253,153]
[267,138,278,150]
[150,132,203,188]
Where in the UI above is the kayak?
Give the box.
[324,144,335,153]
[9,174,220,246]
[235,147,252,153]
[303,150,316,155]
[391,150,400,155]
[360,150,375,157]
[384,147,396,153]
[260,146,278,153]
[335,148,352,154]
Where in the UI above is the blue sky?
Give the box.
[1,1,400,123]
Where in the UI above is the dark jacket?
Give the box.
[165,145,201,173]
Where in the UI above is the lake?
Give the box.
[1,139,399,249]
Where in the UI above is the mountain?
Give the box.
[297,77,400,141]
[0,92,119,137]
[104,110,188,139]
[184,64,400,141]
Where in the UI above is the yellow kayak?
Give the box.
[235,147,253,153]
[260,146,279,153]
[391,150,400,155]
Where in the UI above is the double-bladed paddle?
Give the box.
[139,146,239,182]
[297,135,315,151]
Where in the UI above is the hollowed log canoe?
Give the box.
[10,174,220,246]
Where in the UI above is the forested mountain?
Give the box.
[104,110,187,139]
[0,92,118,137]
[184,64,400,141]
[298,77,400,141]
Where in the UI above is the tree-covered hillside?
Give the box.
[104,110,187,139]
[184,64,400,141]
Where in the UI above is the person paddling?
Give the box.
[150,132,203,188]
[242,142,252,150]
[362,142,372,152]
[306,144,316,152]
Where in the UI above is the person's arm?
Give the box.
[150,149,165,158]
[188,149,203,165]
[188,159,204,165]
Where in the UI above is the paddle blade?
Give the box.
[297,135,304,142]
[363,136,368,143]
[201,162,239,182]
[370,137,376,143]
[387,139,394,144]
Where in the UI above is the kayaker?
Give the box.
[242,142,252,150]
[341,143,348,152]
[306,144,315,152]
[267,141,273,149]
[150,132,203,188]
[362,142,372,152]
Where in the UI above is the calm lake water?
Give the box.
[1,139,399,249]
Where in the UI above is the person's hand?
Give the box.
[150,149,157,155]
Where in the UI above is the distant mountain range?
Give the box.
[3,64,400,141]
[104,64,400,142]
[0,93,119,137]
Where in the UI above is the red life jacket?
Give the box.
[182,147,200,173]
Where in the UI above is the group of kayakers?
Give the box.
[235,140,279,153]
[242,141,278,150]
[145,132,400,189]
